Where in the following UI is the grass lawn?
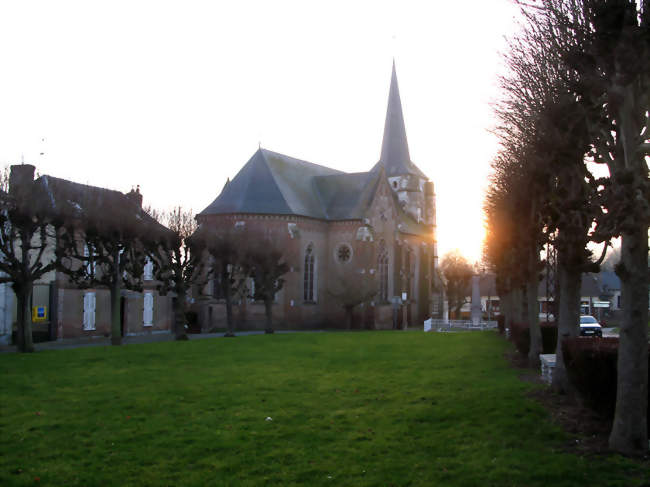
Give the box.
[0,332,646,486]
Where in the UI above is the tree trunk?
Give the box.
[527,280,542,367]
[174,287,188,341]
[15,284,35,353]
[264,297,274,334]
[552,256,581,393]
[608,227,648,456]
[527,248,542,367]
[503,290,513,337]
[110,279,122,346]
[223,270,235,337]
[512,287,524,325]
[345,306,354,330]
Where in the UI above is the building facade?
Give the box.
[0,164,173,345]
[195,64,439,330]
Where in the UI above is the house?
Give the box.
[597,270,621,311]
[195,64,440,330]
[459,272,604,321]
[3,164,173,343]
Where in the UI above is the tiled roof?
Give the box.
[35,175,167,233]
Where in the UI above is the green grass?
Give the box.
[0,332,646,486]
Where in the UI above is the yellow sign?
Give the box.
[32,306,47,322]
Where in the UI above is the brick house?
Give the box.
[195,64,440,330]
[3,164,173,343]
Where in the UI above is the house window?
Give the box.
[143,292,154,326]
[212,273,224,300]
[616,295,621,309]
[83,291,96,330]
[248,277,256,301]
[84,244,95,277]
[143,256,153,281]
[378,241,389,302]
[304,243,317,302]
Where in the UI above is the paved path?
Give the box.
[0,329,329,353]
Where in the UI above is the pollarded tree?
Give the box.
[440,250,473,320]
[327,240,377,330]
[145,206,206,341]
[483,139,547,367]
[243,233,289,334]
[526,0,649,456]
[498,4,609,391]
[56,185,160,346]
[0,164,60,352]
[204,225,246,337]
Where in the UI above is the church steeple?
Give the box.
[379,61,413,176]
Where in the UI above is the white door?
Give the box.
[143,292,154,326]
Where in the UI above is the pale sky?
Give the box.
[0,0,521,264]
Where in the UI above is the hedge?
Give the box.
[497,315,505,335]
[562,337,649,436]
[510,321,557,357]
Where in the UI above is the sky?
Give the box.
[0,0,522,264]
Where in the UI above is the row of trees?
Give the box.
[484,0,649,455]
[0,165,290,352]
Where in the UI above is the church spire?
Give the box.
[379,61,412,175]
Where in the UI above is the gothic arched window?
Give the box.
[304,243,316,302]
[378,240,389,302]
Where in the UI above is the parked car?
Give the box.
[580,315,603,337]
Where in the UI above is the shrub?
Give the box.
[497,315,505,335]
[510,322,557,357]
[185,311,201,334]
[12,330,51,344]
[562,337,649,436]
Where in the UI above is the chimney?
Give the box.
[9,164,36,199]
[126,185,143,208]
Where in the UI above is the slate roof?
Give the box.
[35,175,167,233]
[200,149,341,219]
[199,148,431,237]
[598,271,621,291]
[313,171,382,220]
[371,62,427,179]
[537,273,602,298]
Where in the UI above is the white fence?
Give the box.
[426,319,498,332]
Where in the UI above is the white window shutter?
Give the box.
[83,293,89,329]
[144,257,153,281]
[89,293,96,330]
[143,292,154,326]
[313,257,318,302]
[120,248,127,281]
[83,292,96,330]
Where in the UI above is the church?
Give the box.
[195,64,439,330]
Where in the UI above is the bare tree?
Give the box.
[0,165,59,352]
[440,250,474,320]
[518,0,649,457]
[243,233,289,334]
[327,241,377,329]
[145,206,205,341]
[205,226,246,337]
[57,187,153,346]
